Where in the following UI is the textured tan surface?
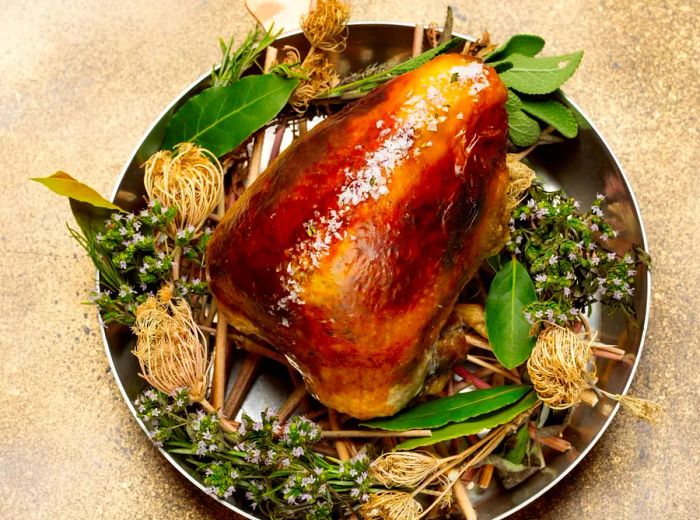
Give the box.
[0,1,698,519]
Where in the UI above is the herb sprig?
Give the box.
[212,26,282,87]
[506,184,649,325]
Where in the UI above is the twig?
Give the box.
[269,123,286,163]
[211,311,229,410]
[412,24,423,57]
[528,423,572,452]
[477,464,494,489]
[276,385,308,423]
[453,480,477,520]
[321,429,432,439]
[453,366,491,389]
[202,299,217,328]
[466,355,522,384]
[328,409,352,461]
[199,326,290,366]
[171,247,182,280]
[223,353,262,419]
[464,331,491,350]
[246,46,278,187]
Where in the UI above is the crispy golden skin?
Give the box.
[207,54,510,419]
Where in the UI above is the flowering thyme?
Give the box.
[132,389,373,518]
[506,184,650,325]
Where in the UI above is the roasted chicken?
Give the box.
[207,54,511,419]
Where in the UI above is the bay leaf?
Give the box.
[31,171,121,210]
[396,392,538,450]
[363,385,530,431]
[485,259,537,369]
[499,51,583,95]
[162,74,299,157]
[486,34,546,62]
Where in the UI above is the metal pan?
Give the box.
[101,22,650,519]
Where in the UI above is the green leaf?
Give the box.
[322,38,464,99]
[31,172,122,210]
[508,110,541,147]
[396,392,538,450]
[363,385,531,431]
[520,97,578,138]
[163,74,299,156]
[485,259,537,369]
[504,423,530,465]
[505,90,523,114]
[486,34,546,62]
[499,51,583,95]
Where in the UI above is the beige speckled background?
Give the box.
[1,1,698,519]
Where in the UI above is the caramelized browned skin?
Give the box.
[207,54,510,419]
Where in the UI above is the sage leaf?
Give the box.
[485,259,537,369]
[505,90,523,114]
[486,34,545,62]
[363,385,531,431]
[396,392,538,450]
[507,110,541,147]
[31,172,122,211]
[499,51,583,95]
[520,97,578,138]
[163,74,299,157]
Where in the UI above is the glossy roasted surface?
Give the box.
[208,54,509,419]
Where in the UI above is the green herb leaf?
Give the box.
[363,385,531,431]
[499,51,583,95]
[396,392,538,450]
[505,90,523,114]
[508,110,541,147]
[322,37,464,99]
[486,34,545,62]
[520,97,578,138]
[504,423,530,465]
[485,259,538,369]
[163,74,299,157]
[31,172,121,211]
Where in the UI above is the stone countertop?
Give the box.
[1,1,698,518]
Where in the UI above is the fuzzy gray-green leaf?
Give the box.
[363,385,531,431]
[499,51,583,95]
[485,259,538,369]
[508,110,541,147]
[520,97,578,138]
[486,34,546,62]
[163,74,298,157]
[396,392,538,450]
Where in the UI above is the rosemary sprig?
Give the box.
[211,25,282,87]
[318,37,464,100]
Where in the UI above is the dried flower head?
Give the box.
[528,326,662,422]
[143,142,223,236]
[301,0,350,52]
[288,49,337,111]
[132,285,209,401]
[505,154,535,212]
[527,326,591,410]
[370,451,442,489]
[360,490,423,520]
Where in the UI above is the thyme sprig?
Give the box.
[72,201,212,325]
[135,388,372,519]
[506,183,649,325]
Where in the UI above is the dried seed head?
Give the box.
[288,49,337,112]
[527,327,592,409]
[132,286,209,401]
[360,490,423,520]
[505,154,536,212]
[142,142,223,236]
[301,0,350,52]
[370,451,442,489]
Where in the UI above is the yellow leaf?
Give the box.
[31,171,122,211]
